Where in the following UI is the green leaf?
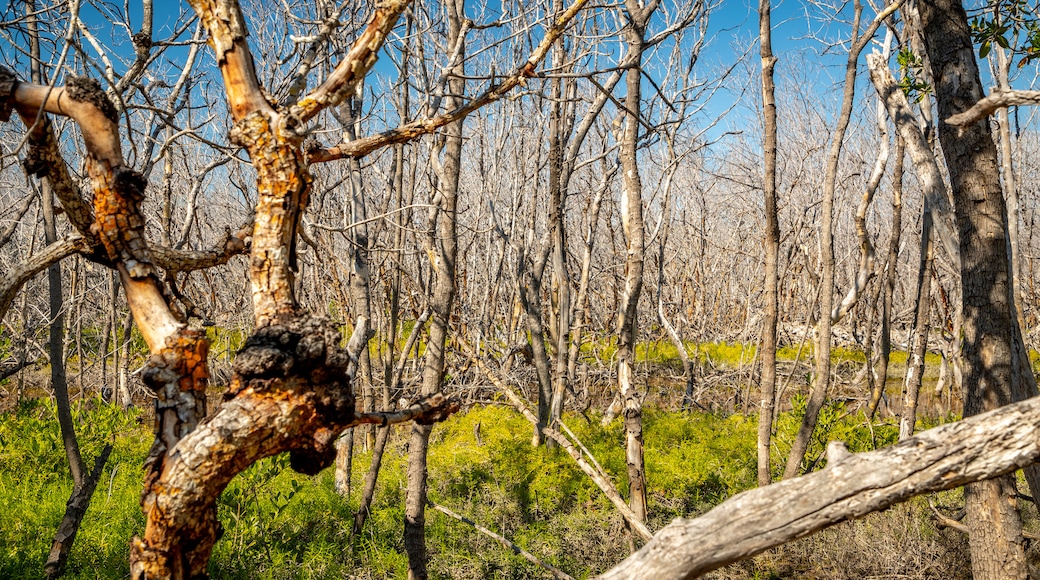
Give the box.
[981,41,992,59]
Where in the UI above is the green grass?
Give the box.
[0,398,918,579]
[572,332,949,373]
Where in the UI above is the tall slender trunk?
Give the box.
[918,1,1034,576]
[783,1,871,479]
[617,0,651,526]
[404,2,464,575]
[565,162,612,386]
[26,4,112,575]
[898,205,932,440]
[547,45,571,434]
[869,138,903,419]
[356,61,413,531]
[991,22,1026,331]
[757,0,780,488]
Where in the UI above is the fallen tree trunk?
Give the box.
[599,394,1040,579]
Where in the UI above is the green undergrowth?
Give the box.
[0,400,952,579]
[574,334,949,372]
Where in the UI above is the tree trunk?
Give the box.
[782,0,895,478]
[757,0,779,487]
[868,138,903,419]
[25,6,104,575]
[918,1,1034,575]
[616,0,652,526]
[898,205,932,440]
[990,24,1027,331]
[404,1,465,575]
[547,40,572,437]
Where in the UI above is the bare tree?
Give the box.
[756,0,780,487]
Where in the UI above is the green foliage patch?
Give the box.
[0,400,945,579]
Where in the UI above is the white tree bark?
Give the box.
[600,395,1040,579]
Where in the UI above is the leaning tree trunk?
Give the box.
[918,1,1036,576]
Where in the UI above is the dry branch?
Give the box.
[290,0,411,123]
[429,501,574,580]
[945,88,1040,127]
[150,220,253,273]
[598,395,1040,579]
[458,338,653,541]
[0,237,89,321]
[308,0,590,162]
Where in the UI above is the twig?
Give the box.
[429,501,574,580]
[353,393,458,426]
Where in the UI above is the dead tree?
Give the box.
[0,0,589,576]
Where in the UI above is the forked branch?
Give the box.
[308,0,591,162]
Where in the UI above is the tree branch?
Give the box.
[429,500,574,580]
[457,337,653,542]
[945,88,1040,128]
[290,0,411,123]
[0,237,89,321]
[598,395,1040,579]
[308,0,590,162]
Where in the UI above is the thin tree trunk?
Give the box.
[26,6,104,573]
[334,429,353,497]
[566,162,613,384]
[783,0,896,478]
[868,138,904,419]
[898,205,932,440]
[547,41,572,436]
[356,308,429,535]
[991,22,1026,332]
[46,445,112,579]
[405,2,464,575]
[757,0,779,487]
[616,0,653,526]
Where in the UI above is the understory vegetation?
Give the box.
[0,392,1000,579]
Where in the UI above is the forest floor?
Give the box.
[0,339,1020,579]
[0,381,1024,578]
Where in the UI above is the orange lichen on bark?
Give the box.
[141,328,211,469]
[230,112,312,325]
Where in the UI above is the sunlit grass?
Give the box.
[0,397,941,579]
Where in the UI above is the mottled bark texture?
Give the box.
[132,316,364,578]
[405,0,465,575]
[918,0,1039,577]
[45,444,112,579]
[615,0,652,527]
